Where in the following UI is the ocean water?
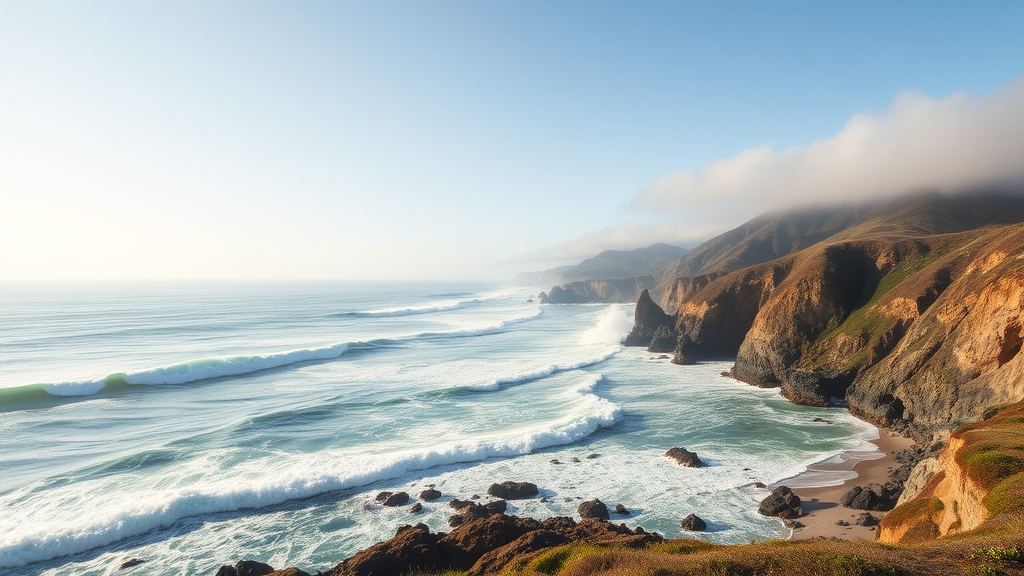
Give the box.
[0,283,878,575]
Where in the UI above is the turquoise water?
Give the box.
[0,283,876,575]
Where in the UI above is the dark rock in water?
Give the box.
[839,484,899,511]
[471,494,480,499]
[577,499,609,520]
[550,459,561,465]
[484,500,507,514]
[648,325,677,353]
[374,491,392,503]
[758,486,802,519]
[118,558,145,570]
[537,291,548,301]
[812,417,832,423]
[540,497,548,503]
[487,481,539,499]
[586,453,600,459]
[665,447,703,467]
[614,504,629,515]
[571,457,581,463]
[672,352,695,365]
[419,488,442,501]
[753,482,766,488]
[215,561,276,576]
[381,492,410,507]
[680,514,706,531]
[540,285,589,304]
[410,502,423,513]
[854,512,879,526]
[624,289,676,349]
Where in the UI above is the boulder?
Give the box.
[439,514,543,570]
[577,499,609,520]
[381,492,410,507]
[419,489,442,501]
[680,514,706,531]
[484,500,507,514]
[614,504,630,515]
[410,502,423,513]
[665,447,704,467]
[854,512,879,526]
[215,561,276,576]
[468,530,571,576]
[487,481,539,499]
[839,484,899,511]
[757,486,802,519]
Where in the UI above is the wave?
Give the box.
[5,309,544,401]
[351,301,464,317]
[0,375,621,569]
[463,350,618,391]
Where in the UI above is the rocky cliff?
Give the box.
[656,191,1024,439]
[623,289,677,352]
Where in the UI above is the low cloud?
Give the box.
[516,78,1024,265]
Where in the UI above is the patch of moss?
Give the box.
[884,497,945,526]
[983,471,1024,515]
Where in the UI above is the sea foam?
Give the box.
[0,374,622,569]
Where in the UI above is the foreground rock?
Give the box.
[577,499,609,519]
[680,514,706,531]
[839,483,899,511]
[419,488,442,501]
[327,513,661,576]
[665,447,704,467]
[487,481,538,499]
[758,486,802,519]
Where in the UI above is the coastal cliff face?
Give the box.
[656,191,1024,438]
[879,400,1024,544]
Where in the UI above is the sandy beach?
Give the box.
[786,429,916,540]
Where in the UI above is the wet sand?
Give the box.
[786,429,916,540]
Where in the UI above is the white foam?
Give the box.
[0,379,622,569]
[362,301,463,316]
[465,351,616,391]
[580,304,634,345]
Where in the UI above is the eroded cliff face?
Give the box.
[878,401,1024,544]
[662,192,1024,437]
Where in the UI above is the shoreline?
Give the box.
[780,427,915,540]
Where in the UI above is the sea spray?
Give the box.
[581,304,634,345]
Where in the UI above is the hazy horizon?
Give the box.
[3,1,1023,282]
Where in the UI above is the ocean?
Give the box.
[0,283,878,575]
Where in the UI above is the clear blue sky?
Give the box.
[2,1,1023,281]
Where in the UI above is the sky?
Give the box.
[2,1,1023,282]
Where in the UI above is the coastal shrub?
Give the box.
[644,540,717,555]
[971,546,1024,563]
[812,553,897,576]
[983,471,1024,515]
[528,542,603,575]
[959,446,1024,488]
[883,497,944,525]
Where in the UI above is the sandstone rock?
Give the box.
[665,447,703,467]
[758,486,802,519]
[487,481,538,499]
[419,489,442,501]
[680,514,706,531]
[577,499,609,520]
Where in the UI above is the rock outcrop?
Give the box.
[680,514,707,531]
[327,513,661,576]
[839,483,900,511]
[624,289,676,351]
[665,447,703,467]
[486,482,538,499]
[577,499,609,519]
[758,486,802,519]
